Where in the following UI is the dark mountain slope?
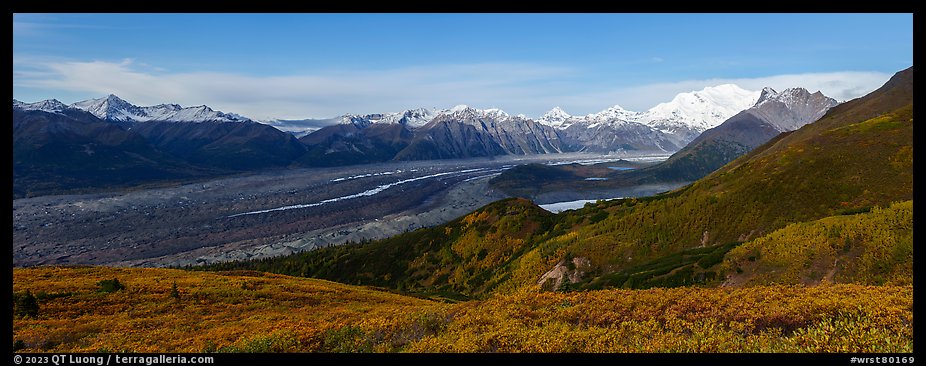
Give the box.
[131,121,306,170]
[393,120,508,161]
[298,123,414,166]
[13,109,206,197]
[641,111,780,182]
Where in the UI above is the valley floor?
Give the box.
[13,266,912,353]
[13,153,667,268]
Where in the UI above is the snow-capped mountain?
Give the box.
[747,87,838,132]
[13,99,71,113]
[336,105,522,130]
[533,84,762,153]
[382,107,439,128]
[323,85,760,151]
[647,86,839,182]
[307,104,564,162]
[582,105,645,128]
[537,104,676,153]
[337,107,438,129]
[430,105,516,126]
[70,94,252,123]
[537,105,643,129]
[537,84,759,132]
[418,104,563,158]
[538,107,572,129]
[641,84,760,131]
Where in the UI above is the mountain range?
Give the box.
[299,84,765,163]
[13,96,305,196]
[636,86,838,182]
[540,84,761,152]
[489,85,839,197]
[12,83,832,196]
[70,94,252,124]
[12,106,208,198]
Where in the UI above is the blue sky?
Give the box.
[13,13,913,120]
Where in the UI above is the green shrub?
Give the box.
[322,325,372,353]
[170,282,180,299]
[97,278,125,293]
[15,291,39,318]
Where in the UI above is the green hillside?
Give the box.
[723,200,912,286]
[204,198,557,300]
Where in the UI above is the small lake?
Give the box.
[539,197,624,213]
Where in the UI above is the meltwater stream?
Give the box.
[226,168,487,218]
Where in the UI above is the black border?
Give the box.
[9,2,919,13]
[9,5,919,366]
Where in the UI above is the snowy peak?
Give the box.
[338,114,376,128]
[390,107,438,128]
[440,104,481,120]
[337,107,439,129]
[757,87,778,105]
[541,104,645,130]
[538,105,645,130]
[538,107,572,128]
[448,104,472,114]
[70,94,141,122]
[13,98,70,113]
[482,108,510,121]
[156,104,250,123]
[587,105,643,125]
[543,106,571,120]
[753,87,834,109]
[336,105,518,131]
[538,84,760,133]
[436,105,512,123]
[643,84,761,131]
[153,103,183,111]
[747,87,838,132]
[69,94,253,123]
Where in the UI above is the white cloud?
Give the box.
[13,57,896,120]
[14,58,573,120]
[13,14,116,37]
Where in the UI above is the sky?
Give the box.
[13,13,913,121]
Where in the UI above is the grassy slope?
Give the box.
[12,267,444,353]
[203,198,558,300]
[723,201,913,286]
[13,267,912,353]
